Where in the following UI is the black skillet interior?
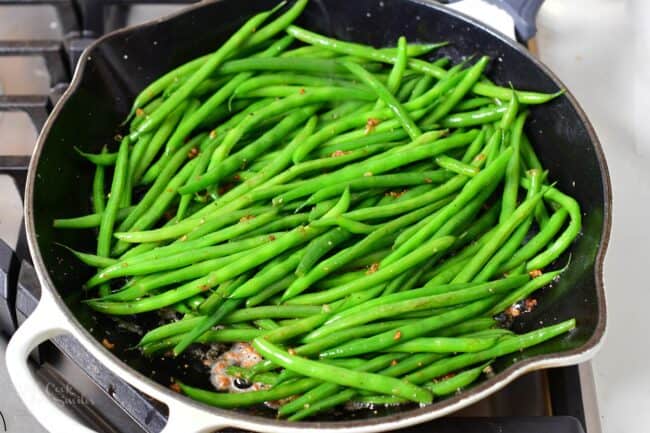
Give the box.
[31,0,608,421]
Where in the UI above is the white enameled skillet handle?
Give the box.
[159,402,229,433]
[5,289,95,433]
[6,289,230,433]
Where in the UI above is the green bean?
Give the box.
[500,207,569,272]
[286,27,553,104]
[427,361,490,396]
[164,75,232,99]
[304,170,449,207]
[212,88,373,161]
[255,319,280,330]
[246,274,296,307]
[287,235,455,306]
[500,112,527,222]
[234,73,346,96]
[219,57,361,75]
[252,338,432,403]
[434,104,505,128]
[453,97,493,112]
[294,320,412,356]
[278,352,405,416]
[243,213,310,237]
[525,186,581,271]
[356,361,489,405]
[56,244,117,268]
[139,315,203,346]
[180,121,389,199]
[74,147,117,166]
[176,141,221,221]
[387,147,512,266]
[405,319,575,384]
[386,264,424,295]
[376,36,408,109]
[185,295,205,311]
[244,0,308,48]
[88,191,350,313]
[472,82,564,104]
[306,275,527,340]
[230,247,305,298]
[199,273,249,315]
[435,156,479,177]
[86,232,274,286]
[520,132,543,170]
[295,227,351,277]
[114,203,274,244]
[408,74,434,100]
[184,106,320,196]
[310,215,377,234]
[117,133,205,236]
[342,61,421,140]
[108,219,281,279]
[317,131,408,158]
[294,65,461,157]
[427,56,489,122]
[385,336,499,353]
[487,269,562,316]
[129,0,306,119]
[239,84,371,98]
[286,25,446,73]
[474,169,541,283]
[451,190,544,284]
[340,248,392,272]
[281,200,452,301]
[178,376,320,409]
[165,39,298,157]
[129,97,162,131]
[114,157,199,250]
[128,132,150,183]
[92,250,250,302]
[322,67,464,152]
[320,296,499,359]
[436,317,498,337]
[173,296,245,355]
[461,126,487,163]
[281,130,475,204]
[326,275,528,325]
[97,137,129,258]
[263,313,332,343]
[224,305,323,324]
[91,147,107,213]
[135,101,189,184]
[53,206,135,229]
[132,10,274,138]
[287,352,444,420]
[281,45,343,58]
[141,327,265,356]
[499,89,519,130]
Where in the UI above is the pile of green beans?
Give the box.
[54,0,580,420]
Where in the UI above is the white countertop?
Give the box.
[536,1,650,432]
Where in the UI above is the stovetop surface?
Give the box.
[0,1,599,432]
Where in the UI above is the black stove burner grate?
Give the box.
[0,1,589,432]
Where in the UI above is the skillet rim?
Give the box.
[23,0,612,429]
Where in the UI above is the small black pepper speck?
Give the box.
[234,377,252,389]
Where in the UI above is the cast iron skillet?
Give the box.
[7,0,611,432]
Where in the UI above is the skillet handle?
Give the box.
[487,0,544,40]
[5,289,95,433]
[6,288,232,433]
[444,0,544,40]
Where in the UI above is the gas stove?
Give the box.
[0,1,600,432]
